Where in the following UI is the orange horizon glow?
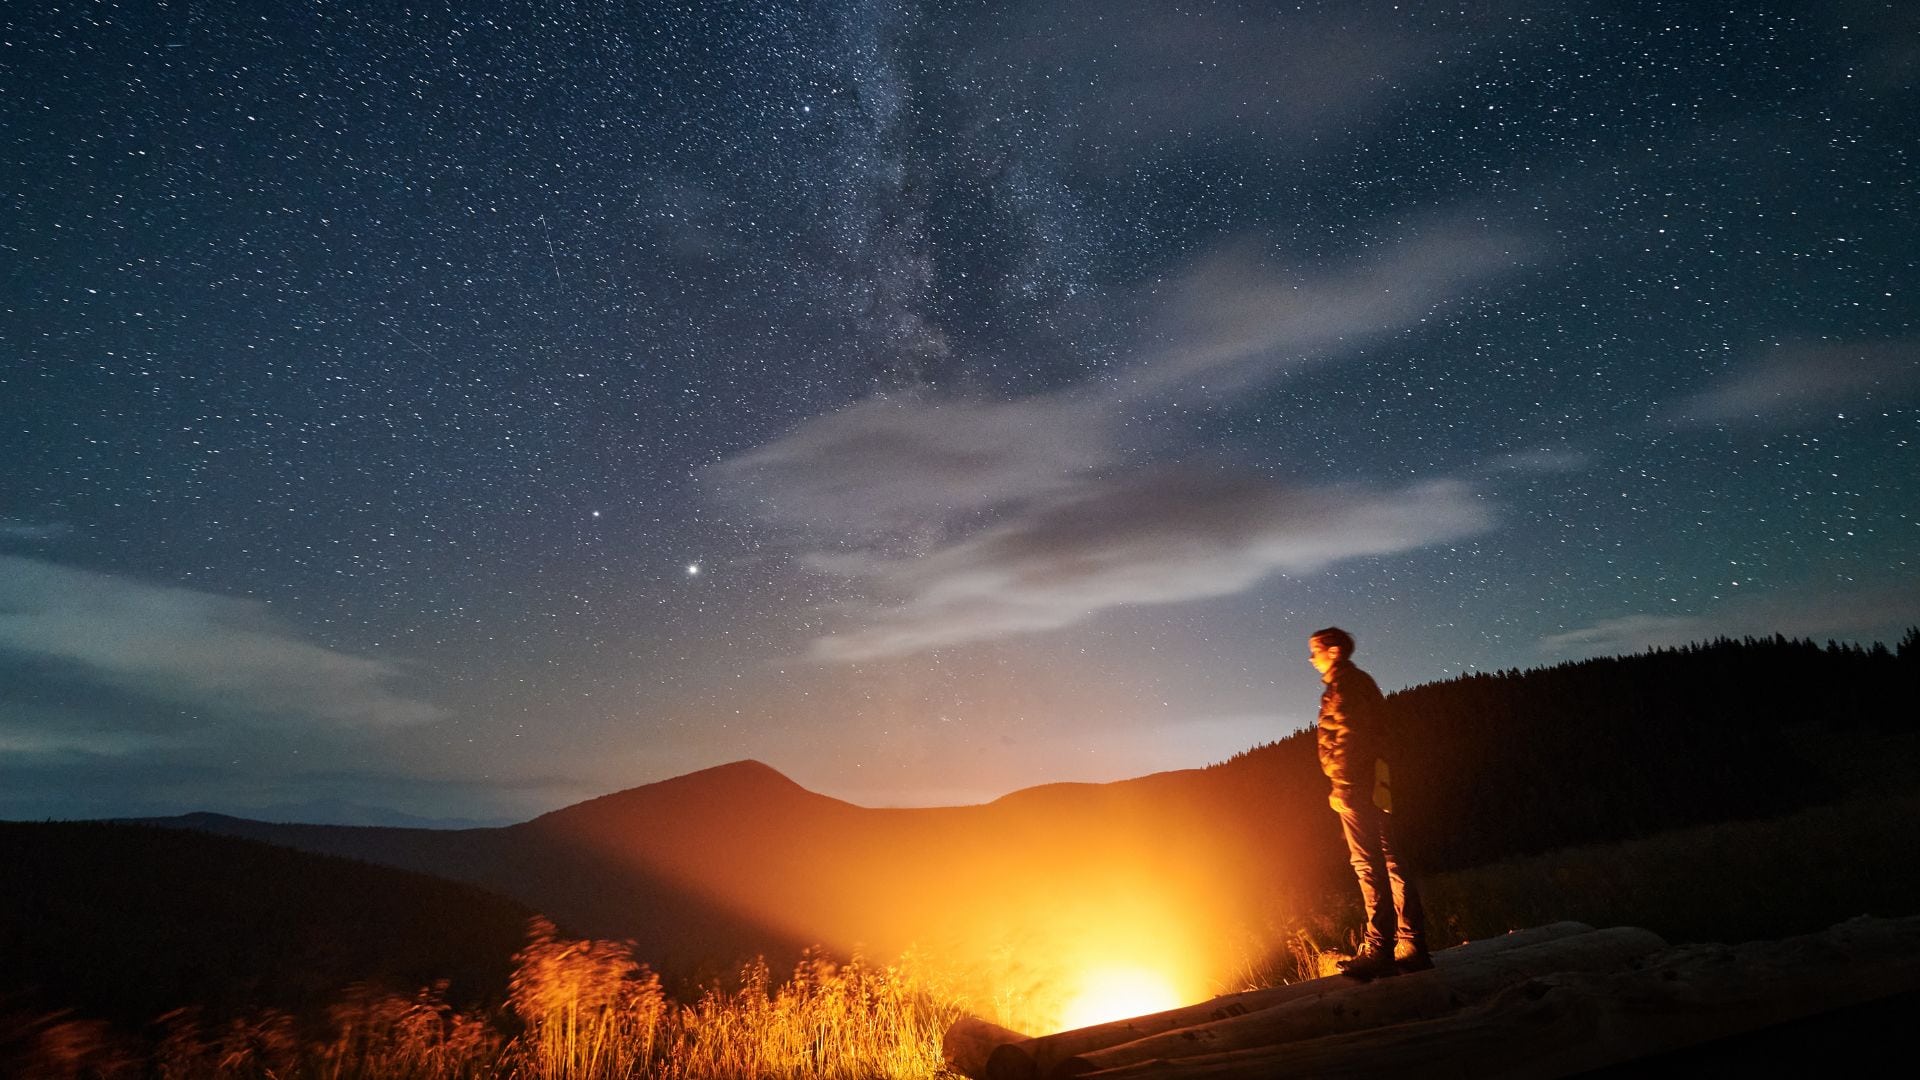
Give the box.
[1057,964,1190,1031]
[987,891,1222,1035]
[530,757,1296,1036]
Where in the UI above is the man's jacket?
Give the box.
[1316,659,1388,799]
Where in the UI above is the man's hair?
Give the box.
[1310,626,1356,656]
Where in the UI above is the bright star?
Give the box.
[686,562,701,576]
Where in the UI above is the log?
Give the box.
[945,1015,1036,1078]
[1071,980,1617,1079]
[1073,915,1920,1078]
[973,920,1595,1080]
[1056,926,1667,1076]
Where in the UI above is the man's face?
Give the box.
[1309,639,1338,675]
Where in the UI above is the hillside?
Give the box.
[1386,633,1918,870]
[116,634,1917,1017]
[164,759,1310,999]
[157,636,1915,948]
[138,789,815,981]
[0,821,537,1026]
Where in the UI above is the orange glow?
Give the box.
[524,759,1303,1038]
[1058,965,1187,1030]
[998,894,1219,1034]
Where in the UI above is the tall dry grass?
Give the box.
[6,919,965,1079]
[314,984,503,1080]
[505,919,666,1078]
[501,919,961,1079]
[658,949,959,1080]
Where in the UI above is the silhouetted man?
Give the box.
[1310,626,1428,978]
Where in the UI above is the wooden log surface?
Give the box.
[945,1015,1035,1079]
[1056,926,1668,1077]
[971,921,1595,1080]
[1074,915,1920,1079]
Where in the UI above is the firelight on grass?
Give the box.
[1058,965,1187,1031]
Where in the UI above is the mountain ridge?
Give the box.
[122,635,1915,987]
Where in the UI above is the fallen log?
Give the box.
[969,921,1594,1080]
[944,1016,1035,1079]
[1056,926,1667,1076]
[1072,915,1920,1078]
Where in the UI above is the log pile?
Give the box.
[945,916,1920,1079]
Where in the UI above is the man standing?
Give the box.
[1310,626,1429,978]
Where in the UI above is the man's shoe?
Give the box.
[1336,947,1398,980]
[1394,949,1434,973]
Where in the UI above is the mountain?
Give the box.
[218,798,516,829]
[138,783,817,981]
[141,635,1917,999]
[157,756,1327,994]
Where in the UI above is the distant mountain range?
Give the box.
[138,753,1330,990]
[203,798,517,829]
[135,635,1916,984]
[19,634,1910,1016]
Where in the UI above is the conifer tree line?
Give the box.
[1223,629,1919,897]
[1383,630,1918,872]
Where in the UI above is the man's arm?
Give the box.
[1320,669,1386,808]
[1318,680,1359,803]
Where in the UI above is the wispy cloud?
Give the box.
[0,519,72,542]
[0,555,447,727]
[1538,579,1920,657]
[1661,337,1920,427]
[805,470,1490,661]
[710,390,1117,541]
[1484,446,1594,474]
[1131,224,1533,397]
[0,738,569,823]
[0,721,168,757]
[711,222,1525,660]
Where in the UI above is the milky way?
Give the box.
[3,0,1915,821]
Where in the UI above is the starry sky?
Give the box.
[3,0,1916,824]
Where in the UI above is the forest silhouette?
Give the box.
[1390,631,1916,871]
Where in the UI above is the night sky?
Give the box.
[4,1,1916,824]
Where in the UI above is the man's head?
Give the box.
[1308,626,1356,674]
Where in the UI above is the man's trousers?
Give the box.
[1336,796,1426,953]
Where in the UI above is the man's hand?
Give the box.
[1372,758,1393,813]
[1328,791,1351,813]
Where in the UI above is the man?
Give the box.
[1310,626,1429,978]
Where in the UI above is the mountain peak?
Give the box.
[650,758,809,798]
[523,758,839,832]
[693,758,790,782]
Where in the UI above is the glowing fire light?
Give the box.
[1057,966,1187,1032]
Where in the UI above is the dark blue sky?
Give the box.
[3,0,1915,823]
